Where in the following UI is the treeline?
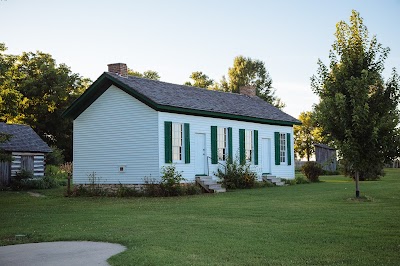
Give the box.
[0,43,281,162]
[0,43,90,161]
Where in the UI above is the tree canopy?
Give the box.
[311,10,400,194]
[184,71,214,89]
[128,69,160,80]
[184,56,284,108]
[0,132,12,162]
[0,43,90,161]
[222,56,284,108]
[294,111,324,161]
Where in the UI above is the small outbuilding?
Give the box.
[0,123,52,186]
[314,143,337,172]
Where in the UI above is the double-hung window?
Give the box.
[217,127,228,161]
[172,123,183,162]
[245,130,253,162]
[212,126,232,164]
[239,129,258,165]
[165,121,190,164]
[280,133,286,163]
[274,132,291,166]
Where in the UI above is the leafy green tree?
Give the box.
[294,111,324,161]
[222,56,284,108]
[0,43,21,121]
[128,69,160,80]
[311,10,400,197]
[0,45,90,161]
[184,71,214,88]
[0,132,12,162]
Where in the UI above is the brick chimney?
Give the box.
[239,85,257,97]
[108,63,128,77]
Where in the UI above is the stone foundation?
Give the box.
[75,182,195,193]
[76,184,145,193]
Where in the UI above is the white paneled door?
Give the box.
[262,138,271,174]
[195,133,206,175]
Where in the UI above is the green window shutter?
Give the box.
[184,123,190,164]
[211,126,218,164]
[239,129,245,165]
[254,130,258,165]
[228,127,233,163]
[287,133,291,165]
[274,132,280,165]
[164,121,172,163]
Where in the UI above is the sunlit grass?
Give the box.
[1,169,399,265]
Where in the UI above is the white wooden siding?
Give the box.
[158,112,295,182]
[73,85,159,184]
[11,152,45,177]
[73,84,295,184]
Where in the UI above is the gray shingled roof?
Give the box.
[106,72,300,124]
[0,123,52,153]
[314,143,336,150]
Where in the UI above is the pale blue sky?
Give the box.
[1,0,399,117]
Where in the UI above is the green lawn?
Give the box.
[1,169,399,265]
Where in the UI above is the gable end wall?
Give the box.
[73,85,159,184]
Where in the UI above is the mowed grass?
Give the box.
[1,169,399,265]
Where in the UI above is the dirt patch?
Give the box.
[27,192,45,197]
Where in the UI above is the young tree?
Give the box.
[222,56,284,108]
[184,71,214,88]
[311,10,400,197]
[294,111,324,161]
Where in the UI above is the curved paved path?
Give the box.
[0,241,126,266]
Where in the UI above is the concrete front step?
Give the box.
[262,175,285,186]
[195,176,226,193]
[208,184,223,190]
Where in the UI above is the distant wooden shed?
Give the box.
[0,123,52,186]
[314,143,337,172]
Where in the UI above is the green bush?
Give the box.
[301,162,323,182]
[45,165,68,180]
[295,175,310,184]
[184,183,202,195]
[11,170,59,190]
[10,170,34,190]
[159,165,185,196]
[254,181,274,188]
[282,178,296,186]
[70,166,203,197]
[216,159,256,189]
[46,146,65,165]
[24,176,59,189]
[322,170,340,175]
[116,184,139,197]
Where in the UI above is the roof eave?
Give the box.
[156,104,301,126]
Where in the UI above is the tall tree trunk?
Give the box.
[355,170,360,198]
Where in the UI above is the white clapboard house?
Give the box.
[63,63,301,187]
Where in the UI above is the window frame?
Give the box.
[245,130,253,163]
[217,127,228,161]
[172,122,184,162]
[280,133,286,164]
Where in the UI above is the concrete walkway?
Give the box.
[0,241,126,266]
